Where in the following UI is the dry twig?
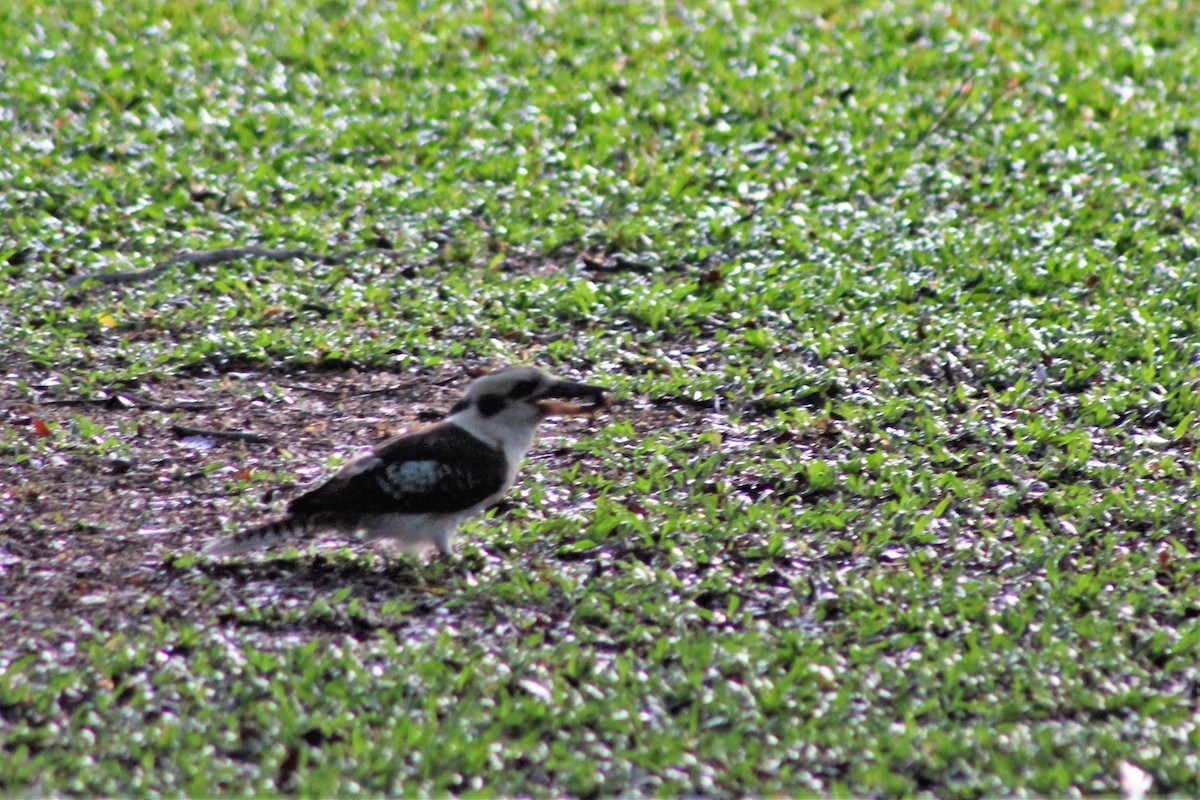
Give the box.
[171,424,273,444]
[66,246,410,290]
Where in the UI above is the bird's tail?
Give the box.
[204,514,329,557]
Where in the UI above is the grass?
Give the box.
[3,0,1200,795]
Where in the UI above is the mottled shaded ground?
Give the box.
[0,361,705,662]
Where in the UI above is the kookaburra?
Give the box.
[204,366,610,557]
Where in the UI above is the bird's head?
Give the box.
[447,366,610,448]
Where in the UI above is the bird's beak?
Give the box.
[536,380,611,417]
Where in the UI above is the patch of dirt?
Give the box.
[0,366,737,662]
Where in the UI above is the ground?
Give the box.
[0,361,642,657]
[4,0,1200,795]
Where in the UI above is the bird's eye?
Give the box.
[509,379,540,399]
[477,394,506,417]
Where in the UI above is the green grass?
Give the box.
[4,0,1200,795]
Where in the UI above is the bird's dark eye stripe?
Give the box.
[449,398,471,415]
[509,378,540,399]
[477,393,506,417]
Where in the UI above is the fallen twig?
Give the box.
[65,246,410,290]
[957,80,1017,138]
[277,383,345,397]
[39,394,217,412]
[347,381,423,398]
[279,379,421,399]
[911,74,976,150]
[124,395,218,412]
[652,393,726,412]
[910,57,1016,152]
[171,424,273,444]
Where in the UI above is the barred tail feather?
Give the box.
[204,514,325,556]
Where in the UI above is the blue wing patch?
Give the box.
[381,460,444,498]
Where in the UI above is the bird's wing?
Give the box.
[288,422,508,517]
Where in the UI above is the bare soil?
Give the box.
[0,364,702,661]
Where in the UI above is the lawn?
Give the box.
[3,0,1200,795]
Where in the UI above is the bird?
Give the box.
[204,366,610,558]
